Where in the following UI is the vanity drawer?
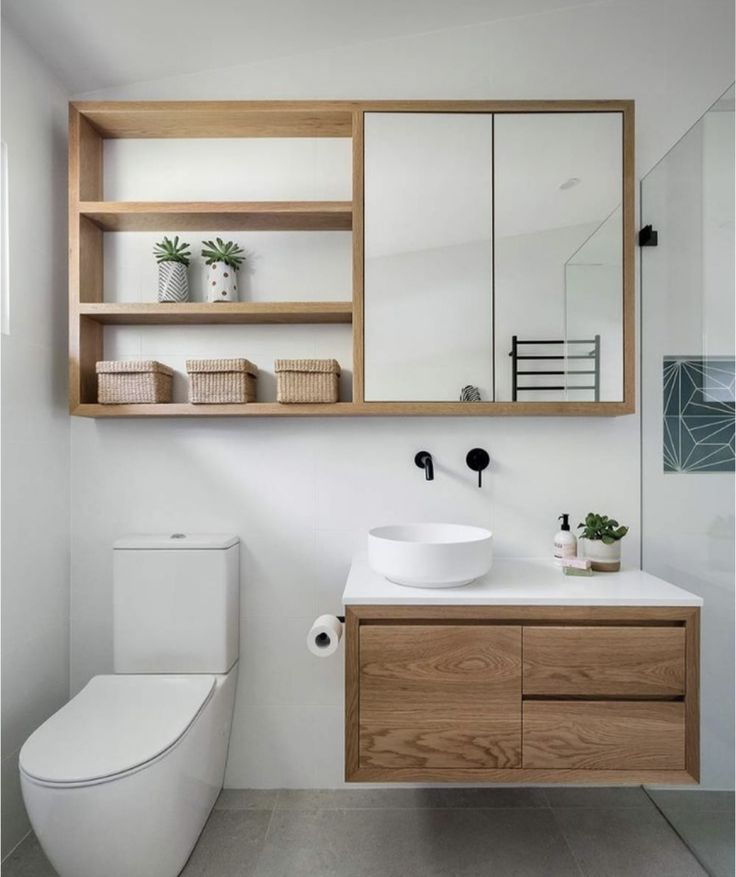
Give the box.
[360,625,521,718]
[523,626,686,697]
[522,701,685,770]
[359,625,521,769]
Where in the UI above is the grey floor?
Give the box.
[3,788,733,877]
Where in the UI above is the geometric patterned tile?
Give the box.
[663,358,735,473]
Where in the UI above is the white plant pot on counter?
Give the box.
[207,262,238,302]
[579,538,622,572]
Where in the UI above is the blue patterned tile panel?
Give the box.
[663,358,735,473]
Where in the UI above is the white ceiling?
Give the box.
[2,0,608,94]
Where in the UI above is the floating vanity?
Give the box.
[343,556,701,785]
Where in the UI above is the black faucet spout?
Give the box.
[414,451,434,481]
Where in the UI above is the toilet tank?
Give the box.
[113,534,239,674]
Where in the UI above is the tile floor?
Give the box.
[3,788,732,877]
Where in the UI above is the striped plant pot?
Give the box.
[157,261,189,302]
[206,261,238,302]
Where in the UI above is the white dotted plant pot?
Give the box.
[157,261,190,302]
[579,538,622,572]
[207,262,238,302]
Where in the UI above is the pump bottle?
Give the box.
[554,513,577,564]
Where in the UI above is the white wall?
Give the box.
[67,0,734,789]
[0,23,71,855]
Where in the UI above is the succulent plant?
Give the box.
[577,512,629,544]
[201,238,246,270]
[153,235,191,266]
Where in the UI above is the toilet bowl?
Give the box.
[19,533,241,877]
[20,667,237,877]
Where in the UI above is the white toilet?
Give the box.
[19,533,240,877]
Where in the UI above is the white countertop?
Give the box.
[343,554,703,607]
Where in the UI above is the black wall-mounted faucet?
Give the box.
[466,448,490,487]
[414,451,434,481]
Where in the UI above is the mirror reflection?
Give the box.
[494,112,623,402]
[363,110,624,404]
[364,113,493,402]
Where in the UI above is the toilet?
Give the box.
[19,533,240,877]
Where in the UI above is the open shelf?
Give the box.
[71,401,631,417]
[79,201,353,231]
[79,301,353,325]
[74,403,363,417]
[75,101,355,139]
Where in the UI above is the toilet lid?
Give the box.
[19,674,215,785]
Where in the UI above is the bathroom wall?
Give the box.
[0,23,71,855]
[68,0,735,788]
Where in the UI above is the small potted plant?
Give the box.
[201,238,246,302]
[154,236,191,302]
[577,512,629,572]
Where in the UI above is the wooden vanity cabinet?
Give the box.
[345,605,699,784]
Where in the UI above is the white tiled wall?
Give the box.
[1,24,70,855]
[71,413,640,787]
[68,0,735,788]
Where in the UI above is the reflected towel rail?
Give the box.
[510,335,601,401]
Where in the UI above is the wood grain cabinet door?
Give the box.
[523,626,686,697]
[359,625,521,769]
[523,701,685,770]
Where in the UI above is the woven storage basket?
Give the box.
[96,360,173,404]
[186,359,258,404]
[275,359,340,403]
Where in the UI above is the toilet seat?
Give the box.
[19,674,215,787]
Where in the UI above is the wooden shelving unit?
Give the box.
[69,99,635,417]
[69,101,361,415]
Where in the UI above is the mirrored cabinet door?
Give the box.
[363,113,494,402]
[493,112,624,403]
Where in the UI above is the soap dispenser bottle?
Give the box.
[554,514,577,564]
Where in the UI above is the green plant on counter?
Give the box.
[201,238,246,270]
[153,235,191,265]
[577,513,629,544]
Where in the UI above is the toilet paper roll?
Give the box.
[307,614,343,657]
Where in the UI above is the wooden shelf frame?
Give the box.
[69,99,635,417]
[78,302,353,325]
[72,401,633,418]
[79,201,353,232]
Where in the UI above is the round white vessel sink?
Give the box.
[368,523,493,588]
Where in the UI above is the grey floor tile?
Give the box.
[216,789,279,811]
[657,809,735,877]
[1,835,58,877]
[181,809,272,877]
[276,787,547,810]
[554,806,708,877]
[647,789,736,813]
[254,807,580,877]
[545,786,654,809]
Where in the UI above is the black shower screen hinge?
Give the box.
[638,224,658,246]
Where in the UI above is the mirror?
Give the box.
[363,113,493,402]
[363,109,625,406]
[494,112,623,402]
